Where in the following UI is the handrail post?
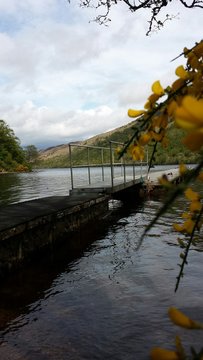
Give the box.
[140,159,143,180]
[133,161,135,181]
[110,141,114,188]
[87,147,91,184]
[120,157,123,176]
[123,154,126,185]
[69,144,74,189]
[146,145,149,178]
[101,148,104,181]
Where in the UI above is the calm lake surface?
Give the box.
[0,167,202,359]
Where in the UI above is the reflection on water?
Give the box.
[0,174,23,205]
[0,189,203,360]
[0,169,73,206]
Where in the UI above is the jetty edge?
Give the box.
[0,168,179,279]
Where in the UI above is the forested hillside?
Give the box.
[0,120,29,172]
[37,121,200,168]
[1,117,199,172]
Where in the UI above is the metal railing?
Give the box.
[69,141,148,189]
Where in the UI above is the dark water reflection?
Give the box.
[0,190,203,359]
[0,194,203,360]
[0,174,23,205]
[0,169,72,206]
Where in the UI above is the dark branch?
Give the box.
[75,0,203,34]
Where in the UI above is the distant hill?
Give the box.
[37,120,200,168]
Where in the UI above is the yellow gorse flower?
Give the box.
[189,200,202,212]
[175,96,203,130]
[128,109,145,118]
[173,218,195,234]
[175,65,189,80]
[185,188,200,201]
[175,96,203,151]
[151,80,165,96]
[128,144,144,161]
[168,307,203,329]
[138,132,151,146]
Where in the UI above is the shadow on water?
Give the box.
[0,174,23,206]
[0,197,144,335]
[0,191,203,360]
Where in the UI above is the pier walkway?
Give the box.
[0,167,179,234]
[0,139,180,278]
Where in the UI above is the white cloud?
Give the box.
[0,0,202,148]
[0,100,126,148]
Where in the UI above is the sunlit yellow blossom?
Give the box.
[129,144,144,161]
[190,200,202,212]
[173,217,195,234]
[176,96,203,151]
[150,347,179,360]
[175,96,203,130]
[183,218,195,234]
[168,307,203,329]
[151,80,165,96]
[128,109,145,118]
[185,188,200,201]
[139,133,151,146]
[175,65,189,80]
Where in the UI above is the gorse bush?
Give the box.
[120,40,203,360]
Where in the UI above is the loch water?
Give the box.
[0,168,202,359]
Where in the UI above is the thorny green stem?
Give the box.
[148,141,158,173]
[175,206,203,292]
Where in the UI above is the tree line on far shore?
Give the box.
[0,119,38,172]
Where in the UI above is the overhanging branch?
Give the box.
[72,0,203,34]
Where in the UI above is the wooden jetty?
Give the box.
[0,140,180,278]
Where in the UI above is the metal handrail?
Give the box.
[69,142,148,189]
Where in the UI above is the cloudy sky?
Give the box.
[0,0,202,149]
